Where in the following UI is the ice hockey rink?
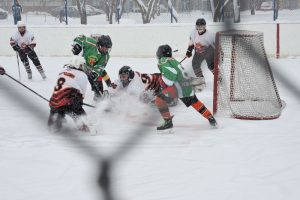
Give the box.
[0,55,300,200]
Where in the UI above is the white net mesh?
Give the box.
[214,30,283,119]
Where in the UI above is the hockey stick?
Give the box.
[3,71,95,108]
[179,56,187,64]
[16,52,21,81]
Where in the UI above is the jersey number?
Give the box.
[54,77,66,91]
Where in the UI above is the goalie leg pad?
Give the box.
[191,77,206,92]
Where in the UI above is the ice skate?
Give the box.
[40,71,46,79]
[157,117,174,132]
[27,72,32,79]
[208,116,217,127]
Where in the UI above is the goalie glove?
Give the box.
[72,44,82,55]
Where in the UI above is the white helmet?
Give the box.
[69,56,86,70]
[17,21,26,28]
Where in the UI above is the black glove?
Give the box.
[12,44,20,52]
[0,66,6,75]
[186,45,194,58]
[109,82,117,89]
[72,44,82,55]
[105,79,117,89]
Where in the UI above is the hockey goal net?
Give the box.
[213,30,283,120]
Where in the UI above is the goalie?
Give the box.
[109,65,178,106]
[185,18,216,91]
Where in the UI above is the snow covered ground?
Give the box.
[0,56,300,200]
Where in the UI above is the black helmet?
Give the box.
[196,18,206,26]
[156,44,172,59]
[119,66,135,87]
[97,35,112,49]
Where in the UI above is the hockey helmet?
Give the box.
[196,18,206,26]
[195,18,206,33]
[69,56,86,70]
[17,21,26,28]
[119,65,134,87]
[156,44,172,59]
[97,35,112,49]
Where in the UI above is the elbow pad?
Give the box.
[72,44,82,55]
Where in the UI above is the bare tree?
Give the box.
[167,0,178,22]
[76,0,87,24]
[210,0,240,23]
[102,0,115,24]
[233,0,240,22]
[210,0,223,22]
[133,0,160,24]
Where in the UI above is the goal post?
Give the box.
[213,30,283,120]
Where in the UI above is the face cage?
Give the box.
[120,73,131,87]
[196,25,206,32]
[18,26,26,32]
[98,46,111,55]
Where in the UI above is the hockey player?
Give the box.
[110,65,178,106]
[10,21,46,80]
[186,18,215,91]
[72,34,115,101]
[155,44,217,130]
[48,56,89,132]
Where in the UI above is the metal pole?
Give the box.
[221,0,224,22]
[170,5,173,23]
[13,0,17,25]
[65,0,68,25]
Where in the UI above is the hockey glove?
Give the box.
[108,82,117,89]
[105,79,117,89]
[12,44,21,52]
[72,44,82,55]
[0,66,5,75]
[186,45,194,58]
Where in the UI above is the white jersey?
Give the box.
[109,72,146,96]
[54,66,88,97]
[10,30,36,49]
[188,29,215,53]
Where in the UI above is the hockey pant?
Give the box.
[155,86,213,121]
[155,86,178,120]
[48,88,86,129]
[88,73,104,96]
[18,49,44,74]
[192,45,215,77]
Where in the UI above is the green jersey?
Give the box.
[157,57,194,98]
[73,35,110,77]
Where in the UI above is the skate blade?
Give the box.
[157,128,174,134]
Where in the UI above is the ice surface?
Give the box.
[0,56,300,200]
